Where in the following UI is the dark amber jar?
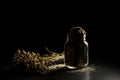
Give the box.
[64,27,89,68]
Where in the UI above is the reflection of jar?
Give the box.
[64,27,89,69]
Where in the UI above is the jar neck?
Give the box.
[67,35,86,42]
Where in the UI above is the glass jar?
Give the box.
[64,27,89,69]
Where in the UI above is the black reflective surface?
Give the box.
[1,64,120,80]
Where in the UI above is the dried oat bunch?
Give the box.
[12,49,65,74]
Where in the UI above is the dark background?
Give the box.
[0,3,120,68]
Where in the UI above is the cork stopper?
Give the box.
[67,27,86,41]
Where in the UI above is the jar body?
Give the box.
[64,41,89,68]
